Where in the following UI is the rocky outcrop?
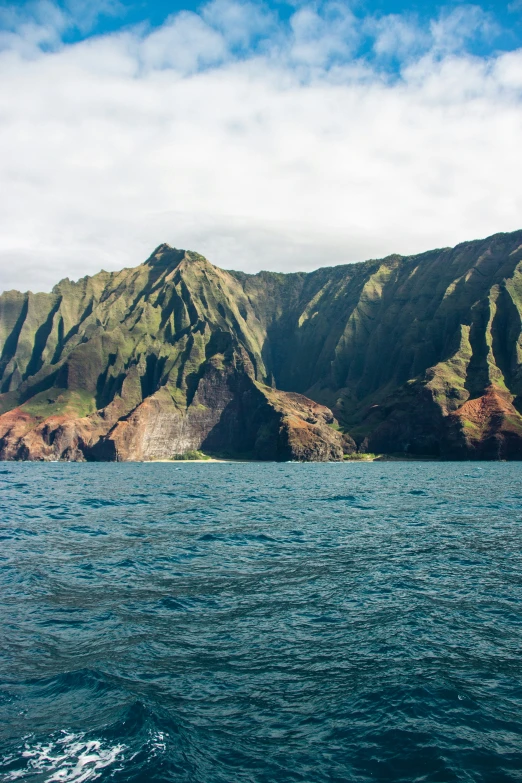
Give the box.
[2,230,522,460]
[250,387,343,462]
[0,347,344,461]
[443,386,522,459]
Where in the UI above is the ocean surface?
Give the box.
[1,462,521,783]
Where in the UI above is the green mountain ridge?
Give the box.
[2,229,522,460]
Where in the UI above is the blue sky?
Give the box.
[3,0,521,56]
[0,0,521,291]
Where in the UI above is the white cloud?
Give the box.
[0,1,67,56]
[140,12,227,73]
[0,0,124,56]
[288,3,358,67]
[369,14,428,61]
[430,5,497,55]
[201,0,275,49]
[64,0,124,34]
[0,1,521,292]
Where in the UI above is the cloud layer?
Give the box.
[1,0,522,291]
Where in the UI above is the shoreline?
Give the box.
[149,457,255,463]
[148,454,439,463]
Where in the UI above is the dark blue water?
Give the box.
[1,462,522,783]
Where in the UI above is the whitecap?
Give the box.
[4,731,126,782]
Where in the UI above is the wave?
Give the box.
[1,700,183,783]
[2,731,126,782]
[2,462,522,782]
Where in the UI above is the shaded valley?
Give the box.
[2,230,522,460]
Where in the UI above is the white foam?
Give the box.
[149,731,167,754]
[4,731,126,782]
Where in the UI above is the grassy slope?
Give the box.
[2,231,522,456]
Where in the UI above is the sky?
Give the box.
[0,0,521,292]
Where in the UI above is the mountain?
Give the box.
[1,230,522,461]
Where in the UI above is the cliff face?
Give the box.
[0,247,343,461]
[1,230,522,460]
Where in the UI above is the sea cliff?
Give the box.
[2,230,522,460]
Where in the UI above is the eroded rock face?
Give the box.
[443,386,522,459]
[254,389,343,461]
[0,408,107,462]
[0,356,344,461]
[3,230,522,460]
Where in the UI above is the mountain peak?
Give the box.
[2,228,522,461]
[145,244,185,268]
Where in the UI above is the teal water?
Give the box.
[1,462,521,782]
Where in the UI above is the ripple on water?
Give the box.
[0,461,521,783]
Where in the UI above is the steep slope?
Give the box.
[230,230,522,458]
[1,229,522,460]
[0,246,343,461]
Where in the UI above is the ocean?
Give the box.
[1,461,521,782]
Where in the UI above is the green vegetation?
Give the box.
[20,388,96,419]
[170,450,211,461]
[3,230,522,460]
